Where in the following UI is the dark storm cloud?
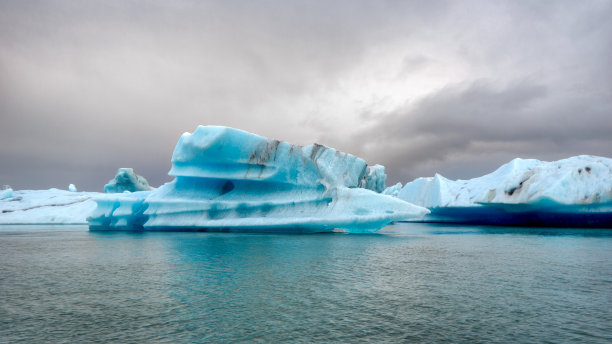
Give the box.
[0,0,610,190]
[323,0,612,183]
[343,79,612,183]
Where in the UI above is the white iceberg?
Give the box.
[0,189,105,224]
[0,169,151,225]
[398,158,541,207]
[104,168,153,193]
[397,155,612,227]
[89,126,428,233]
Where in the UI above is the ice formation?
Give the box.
[89,126,427,232]
[361,165,387,193]
[398,158,542,208]
[0,186,13,200]
[383,183,403,197]
[0,189,105,224]
[104,168,154,193]
[68,184,77,192]
[398,156,612,227]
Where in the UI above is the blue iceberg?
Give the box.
[88,126,428,233]
[397,155,612,227]
[104,168,154,193]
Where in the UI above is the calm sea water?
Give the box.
[1,224,611,343]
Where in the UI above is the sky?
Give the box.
[1,0,611,191]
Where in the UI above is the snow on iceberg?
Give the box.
[397,155,612,227]
[104,168,154,193]
[89,126,428,233]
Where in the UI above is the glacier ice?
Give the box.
[397,155,612,227]
[0,189,105,224]
[0,170,151,224]
[87,191,150,229]
[104,168,154,193]
[88,126,428,233]
[383,183,403,197]
[361,164,386,193]
[0,186,13,200]
[398,158,542,208]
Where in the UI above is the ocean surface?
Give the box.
[1,223,611,343]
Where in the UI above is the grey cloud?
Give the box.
[345,79,612,184]
[0,0,393,189]
[0,0,611,190]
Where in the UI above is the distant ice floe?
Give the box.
[89,126,428,233]
[0,189,102,224]
[396,156,612,227]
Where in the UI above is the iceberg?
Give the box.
[0,189,105,224]
[104,168,154,193]
[89,126,428,233]
[0,168,153,225]
[397,155,612,227]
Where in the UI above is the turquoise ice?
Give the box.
[88,126,428,233]
[104,168,154,193]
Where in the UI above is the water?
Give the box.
[1,224,611,343]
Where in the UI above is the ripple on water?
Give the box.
[0,224,611,343]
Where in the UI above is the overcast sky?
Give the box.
[1,0,611,191]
